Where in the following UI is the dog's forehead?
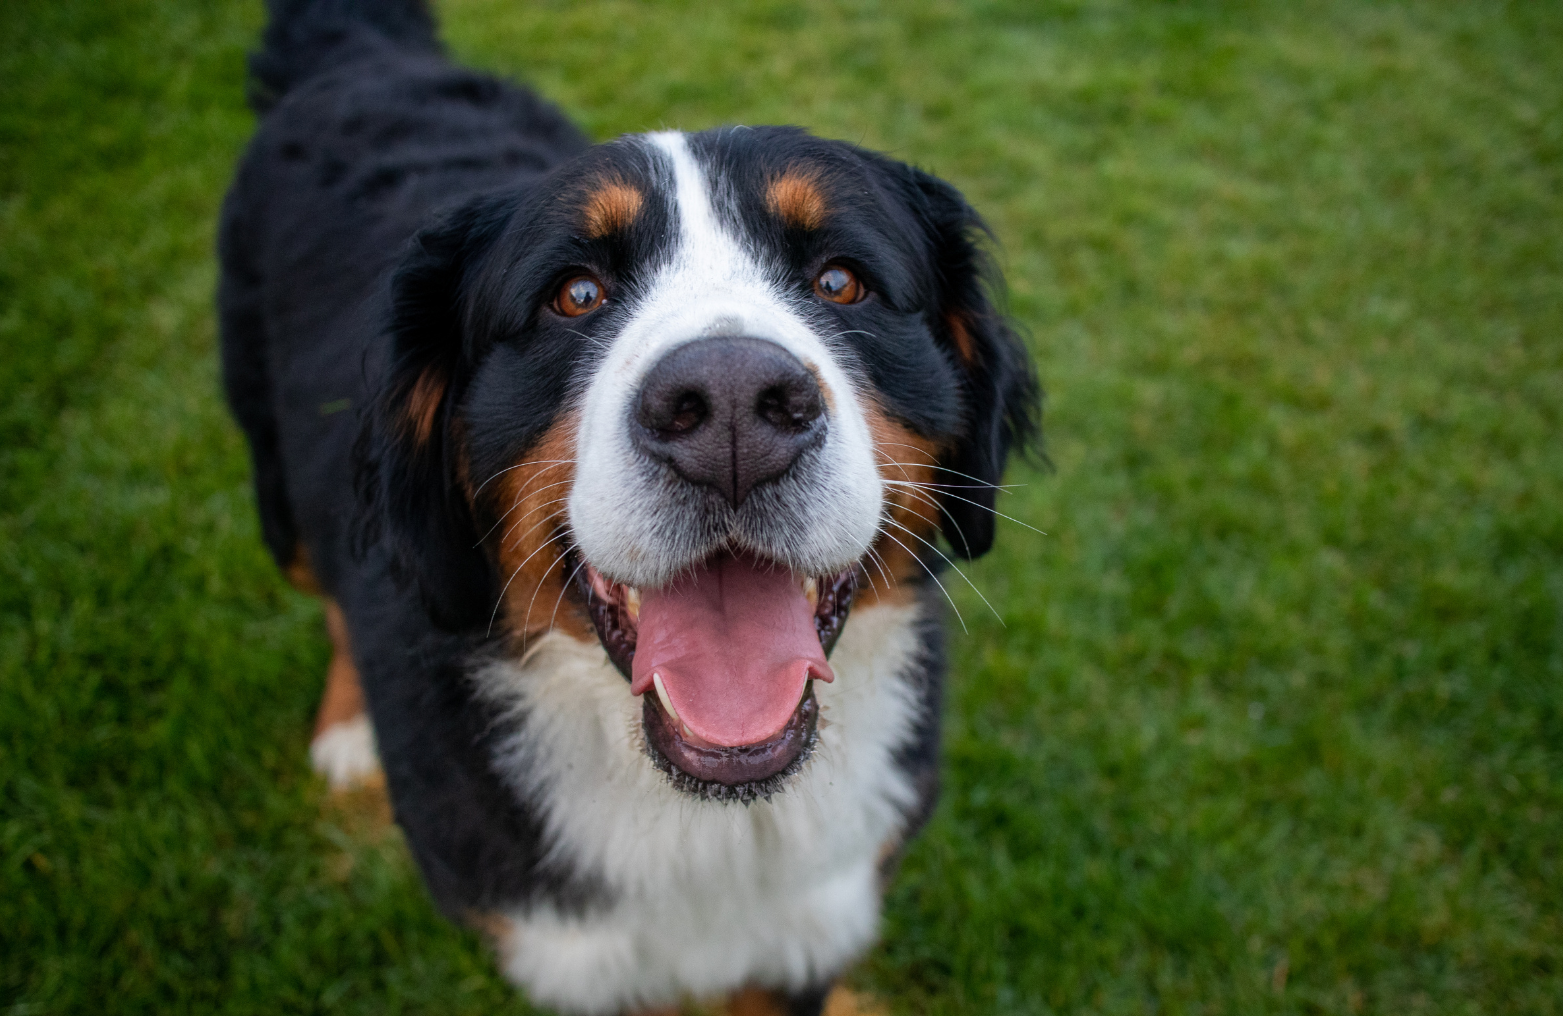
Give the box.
[554,129,872,241]
[672,128,875,235]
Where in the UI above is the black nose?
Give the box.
[633,337,827,507]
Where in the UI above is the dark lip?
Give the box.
[643,682,820,802]
[567,552,859,797]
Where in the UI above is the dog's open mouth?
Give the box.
[576,551,856,800]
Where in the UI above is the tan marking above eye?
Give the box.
[766,168,828,230]
[582,180,644,237]
[555,274,605,317]
[814,265,864,304]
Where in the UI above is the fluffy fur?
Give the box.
[475,598,931,1012]
[218,1,1038,1012]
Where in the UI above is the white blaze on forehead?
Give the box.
[567,131,883,588]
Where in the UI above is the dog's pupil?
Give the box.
[569,278,598,308]
[820,270,845,295]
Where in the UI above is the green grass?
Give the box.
[3,0,1560,1012]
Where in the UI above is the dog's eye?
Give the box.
[554,275,605,317]
[813,266,863,305]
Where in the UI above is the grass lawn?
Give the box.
[3,0,1561,1012]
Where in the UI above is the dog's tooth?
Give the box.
[802,575,818,609]
[652,671,679,724]
[682,723,695,740]
[625,585,641,623]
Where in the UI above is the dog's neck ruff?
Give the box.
[470,599,926,1014]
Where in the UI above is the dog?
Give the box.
[218,1,1038,1012]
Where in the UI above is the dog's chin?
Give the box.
[643,683,819,803]
[572,551,858,800]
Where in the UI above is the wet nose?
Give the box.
[633,337,826,507]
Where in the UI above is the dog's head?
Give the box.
[365,127,1038,798]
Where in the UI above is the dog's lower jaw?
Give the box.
[469,598,930,1014]
[642,687,819,804]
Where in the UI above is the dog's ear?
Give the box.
[903,167,1041,559]
[363,193,512,629]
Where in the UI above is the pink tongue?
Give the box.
[630,554,832,747]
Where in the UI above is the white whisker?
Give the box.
[883,516,1003,626]
[875,460,1024,491]
[549,553,591,634]
[863,545,895,595]
[501,495,573,546]
[877,528,965,633]
[877,478,975,556]
[471,458,576,500]
[883,479,1045,536]
[522,542,577,645]
[477,479,576,546]
[488,518,567,637]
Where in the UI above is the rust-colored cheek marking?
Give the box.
[765,167,828,230]
[488,412,595,646]
[864,404,947,606]
[405,367,447,446]
[945,311,979,367]
[582,180,644,238]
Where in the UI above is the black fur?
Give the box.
[248,0,440,113]
[364,193,512,628]
[695,130,1040,558]
[902,167,1041,559]
[218,0,1037,1007]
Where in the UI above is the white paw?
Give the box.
[309,714,383,790]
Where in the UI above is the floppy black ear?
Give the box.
[362,193,512,629]
[905,168,1041,559]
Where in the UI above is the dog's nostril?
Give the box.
[756,383,822,432]
[667,391,707,435]
[638,384,711,436]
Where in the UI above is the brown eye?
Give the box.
[814,266,863,304]
[554,274,605,317]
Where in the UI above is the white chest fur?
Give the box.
[470,600,927,1014]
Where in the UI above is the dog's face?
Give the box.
[370,126,1035,799]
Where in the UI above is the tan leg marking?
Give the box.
[724,987,788,1016]
[308,600,385,792]
[284,542,323,595]
[467,911,517,955]
[313,601,363,734]
[717,986,888,1016]
[821,987,889,1016]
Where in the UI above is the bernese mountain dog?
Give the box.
[219,1,1038,1012]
